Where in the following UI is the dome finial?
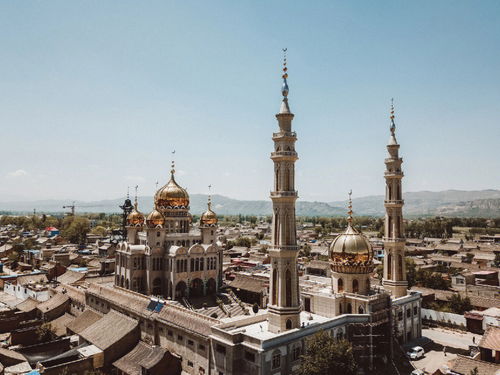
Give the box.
[134,185,139,208]
[347,190,353,225]
[171,149,176,177]
[126,186,130,200]
[281,48,289,98]
[390,98,396,136]
[208,184,212,209]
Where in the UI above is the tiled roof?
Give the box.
[15,298,39,312]
[113,341,167,375]
[57,270,86,285]
[86,284,151,317]
[36,293,69,314]
[17,273,48,285]
[49,313,75,336]
[79,309,138,350]
[156,303,218,337]
[449,354,500,375]
[66,309,102,334]
[227,273,267,294]
[479,325,500,351]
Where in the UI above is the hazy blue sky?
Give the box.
[1,1,499,203]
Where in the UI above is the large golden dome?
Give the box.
[330,224,373,263]
[156,169,189,208]
[146,208,165,228]
[200,200,218,226]
[127,203,145,226]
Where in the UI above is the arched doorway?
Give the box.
[338,278,344,292]
[286,319,292,330]
[206,278,216,295]
[175,281,187,299]
[190,278,203,297]
[152,277,162,296]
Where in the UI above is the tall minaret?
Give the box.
[268,50,301,333]
[383,100,408,298]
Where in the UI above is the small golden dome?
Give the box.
[329,224,373,263]
[330,190,373,264]
[201,201,218,226]
[156,170,189,208]
[146,208,165,228]
[127,204,145,226]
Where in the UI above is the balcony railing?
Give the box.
[384,200,404,205]
[272,131,296,138]
[271,151,297,157]
[270,191,298,197]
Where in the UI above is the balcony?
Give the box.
[272,131,296,139]
[270,191,298,198]
[271,151,297,157]
[384,200,404,205]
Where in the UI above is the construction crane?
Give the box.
[62,201,104,215]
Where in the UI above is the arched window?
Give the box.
[339,304,343,314]
[358,305,364,314]
[398,255,403,280]
[285,269,292,307]
[347,303,352,314]
[353,279,359,293]
[286,319,292,330]
[387,253,392,279]
[366,278,370,291]
[338,278,344,292]
[272,269,278,305]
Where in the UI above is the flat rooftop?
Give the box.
[226,311,332,341]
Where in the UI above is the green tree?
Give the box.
[36,322,56,342]
[90,225,107,237]
[61,216,90,244]
[406,258,416,288]
[448,294,472,314]
[299,331,357,375]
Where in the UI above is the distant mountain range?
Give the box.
[1,189,499,218]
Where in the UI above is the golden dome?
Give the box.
[127,203,145,226]
[156,170,189,208]
[330,190,373,265]
[329,224,373,263]
[146,208,165,228]
[200,200,218,226]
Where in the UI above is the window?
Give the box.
[187,361,193,367]
[178,335,183,341]
[198,344,206,351]
[406,308,411,318]
[168,330,173,337]
[272,353,281,369]
[398,311,403,321]
[216,344,226,355]
[245,351,255,362]
[286,319,292,329]
[188,339,194,346]
[413,306,418,315]
[352,279,359,293]
[338,278,344,292]
[292,346,301,361]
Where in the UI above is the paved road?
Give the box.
[422,327,481,350]
[406,327,481,374]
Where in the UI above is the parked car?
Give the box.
[407,346,425,360]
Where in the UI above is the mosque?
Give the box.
[107,55,421,374]
[115,166,221,300]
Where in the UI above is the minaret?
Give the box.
[383,100,408,298]
[268,49,301,333]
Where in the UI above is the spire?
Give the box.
[126,186,130,200]
[347,190,353,225]
[388,98,398,146]
[207,184,212,210]
[279,48,291,114]
[134,185,139,209]
[170,150,176,178]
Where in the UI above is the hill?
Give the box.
[1,190,499,218]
